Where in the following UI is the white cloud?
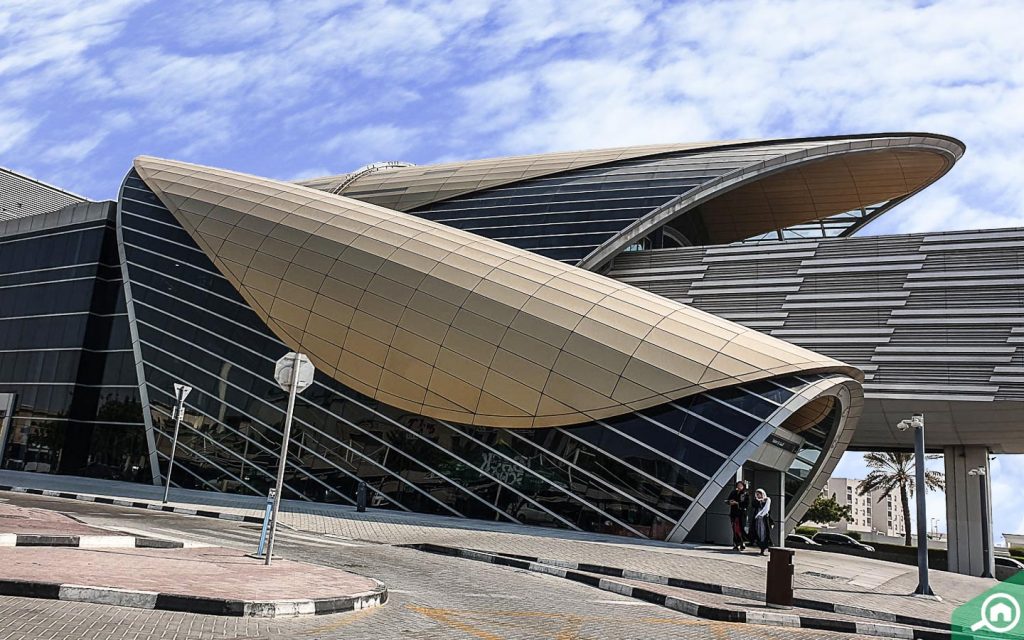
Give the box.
[41,130,109,163]
[0,109,37,155]
[321,124,420,166]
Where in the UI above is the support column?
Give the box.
[945,445,993,576]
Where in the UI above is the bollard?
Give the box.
[253,488,275,559]
[765,547,795,608]
[356,481,367,512]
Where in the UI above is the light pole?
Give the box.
[162,383,192,504]
[968,466,994,579]
[897,413,935,598]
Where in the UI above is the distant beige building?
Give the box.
[808,477,907,537]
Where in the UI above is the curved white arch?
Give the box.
[667,375,863,542]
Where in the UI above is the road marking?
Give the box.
[589,600,656,606]
[274,530,361,547]
[408,605,504,640]
[456,593,522,599]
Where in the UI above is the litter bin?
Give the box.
[766,547,795,608]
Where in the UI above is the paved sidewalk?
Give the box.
[0,470,991,627]
[0,546,378,602]
[0,502,116,536]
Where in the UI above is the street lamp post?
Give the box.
[162,383,192,504]
[897,413,935,598]
[968,466,994,579]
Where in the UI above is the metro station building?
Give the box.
[1,133,1018,576]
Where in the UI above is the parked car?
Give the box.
[786,534,821,547]
[811,532,875,552]
[996,556,1024,571]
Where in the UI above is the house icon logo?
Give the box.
[991,601,1016,624]
[971,594,1021,633]
[956,576,1024,638]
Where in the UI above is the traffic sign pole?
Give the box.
[162,383,192,504]
[265,352,309,566]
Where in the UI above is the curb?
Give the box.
[404,544,954,640]
[0,533,184,549]
[427,545,951,633]
[0,485,267,526]
[0,576,387,618]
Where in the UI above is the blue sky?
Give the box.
[2,0,1022,540]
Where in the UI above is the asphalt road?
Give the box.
[0,492,878,639]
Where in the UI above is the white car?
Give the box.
[785,534,821,547]
[996,556,1024,572]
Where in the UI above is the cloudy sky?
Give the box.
[2,0,1021,539]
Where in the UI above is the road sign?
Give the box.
[171,383,192,420]
[164,382,193,504]
[274,352,314,393]
[265,352,314,566]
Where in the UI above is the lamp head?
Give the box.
[896,419,911,432]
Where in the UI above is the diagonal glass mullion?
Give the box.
[633,410,732,458]
[595,419,710,481]
[553,426,693,503]
[150,411,265,495]
[500,427,677,524]
[154,448,225,494]
[149,389,318,501]
[144,354,382,509]
[666,401,747,439]
[135,321,498,520]
[439,420,645,536]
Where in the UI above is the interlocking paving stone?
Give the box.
[0,502,116,537]
[0,546,379,602]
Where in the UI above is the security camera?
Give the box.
[897,414,924,431]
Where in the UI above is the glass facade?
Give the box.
[0,206,149,481]
[782,391,841,507]
[406,152,733,264]
[115,172,837,539]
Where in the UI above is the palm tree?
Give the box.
[857,452,945,546]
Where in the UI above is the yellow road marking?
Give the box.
[408,605,503,640]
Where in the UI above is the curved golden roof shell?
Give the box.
[134,156,861,428]
[296,140,748,211]
[298,134,963,220]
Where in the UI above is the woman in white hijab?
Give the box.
[753,488,773,555]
